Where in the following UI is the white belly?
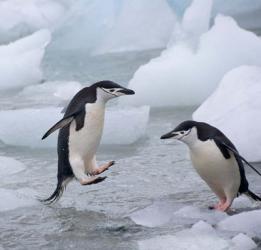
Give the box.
[190,140,241,199]
[68,103,105,163]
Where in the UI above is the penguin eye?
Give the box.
[109,89,114,92]
[180,131,185,134]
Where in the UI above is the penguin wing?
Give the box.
[42,108,85,140]
[215,137,261,176]
[42,116,74,140]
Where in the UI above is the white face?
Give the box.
[170,127,198,146]
[101,87,127,97]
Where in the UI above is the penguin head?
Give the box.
[92,80,135,102]
[161,120,199,145]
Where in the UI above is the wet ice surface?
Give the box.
[1,107,261,250]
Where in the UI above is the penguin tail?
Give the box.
[39,177,72,205]
[245,190,261,201]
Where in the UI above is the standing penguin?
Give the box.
[161,120,261,212]
[41,80,135,204]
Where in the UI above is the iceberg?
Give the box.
[0,29,51,91]
[122,5,261,107]
[95,0,175,54]
[193,66,261,161]
[0,106,149,148]
[0,0,65,43]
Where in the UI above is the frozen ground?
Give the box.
[1,106,261,250]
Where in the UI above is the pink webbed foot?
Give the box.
[91,161,115,175]
[208,198,226,210]
[79,176,107,185]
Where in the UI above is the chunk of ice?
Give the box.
[193,66,261,161]
[231,233,257,250]
[138,220,231,250]
[0,29,51,91]
[0,106,149,148]
[123,15,261,107]
[218,209,261,237]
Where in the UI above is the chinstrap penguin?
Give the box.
[161,120,261,212]
[41,80,135,204]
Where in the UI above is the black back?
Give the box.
[174,120,249,194]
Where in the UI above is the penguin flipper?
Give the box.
[42,116,74,140]
[215,138,261,177]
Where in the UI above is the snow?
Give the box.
[0,106,149,148]
[218,209,261,237]
[0,188,37,212]
[0,156,26,177]
[0,29,51,91]
[193,66,261,161]
[123,12,261,107]
[95,0,176,54]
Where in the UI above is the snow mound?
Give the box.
[193,66,261,161]
[0,106,149,148]
[218,209,261,237]
[95,0,175,54]
[0,156,26,177]
[0,29,51,91]
[0,188,37,212]
[123,13,261,107]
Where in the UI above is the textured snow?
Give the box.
[95,0,175,54]
[0,156,26,177]
[193,66,261,161]
[0,29,51,91]
[0,188,37,212]
[0,106,149,148]
[218,209,261,237]
[123,13,261,107]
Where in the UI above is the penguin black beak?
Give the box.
[117,88,135,95]
[160,131,179,139]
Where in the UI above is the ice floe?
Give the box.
[0,106,149,148]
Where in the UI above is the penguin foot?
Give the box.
[80,176,107,185]
[91,161,115,175]
[208,199,227,211]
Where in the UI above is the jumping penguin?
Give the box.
[41,80,135,204]
[161,120,261,212]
